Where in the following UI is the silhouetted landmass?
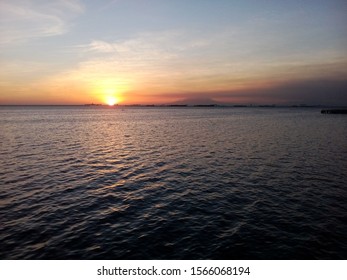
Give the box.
[3,104,345,109]
[84,103,102,106]
[193,104,217,107]
[169,104,188,107]
[171,97,222,106]
[259,104,276,107]
[117,104,327,108]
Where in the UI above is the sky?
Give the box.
[0,0,346,105]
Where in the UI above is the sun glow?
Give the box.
[105,96,118,106]
[91,79,129,105]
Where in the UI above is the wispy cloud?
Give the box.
[55,28,347,102]
[87,40,117,53]
[81,30,189,55]
[0,0,84,44]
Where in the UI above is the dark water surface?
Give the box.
[0,106,346,259]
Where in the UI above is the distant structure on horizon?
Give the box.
[84,103,102,106]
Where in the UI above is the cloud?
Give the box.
[0,0,84,44]
[87,40,117,53]
[259,78,347,105]
[161,77,347,106]
[44,28,347,105]
[72,32,186,83]
[6,26,344,105]
[81,29,212,56]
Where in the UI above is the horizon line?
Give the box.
[1,104,346,108]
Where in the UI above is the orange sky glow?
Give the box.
[1,1,346,106]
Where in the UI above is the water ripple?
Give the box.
[0,107,346,259]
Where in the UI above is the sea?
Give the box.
[0,106,346,259]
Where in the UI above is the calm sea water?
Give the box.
[0,106,346,259]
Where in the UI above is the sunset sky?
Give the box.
[1,0,346,105]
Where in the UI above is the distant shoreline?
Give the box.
[1,104,346,109]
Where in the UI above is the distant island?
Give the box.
[83,104,332,108]
[84,103,103,106]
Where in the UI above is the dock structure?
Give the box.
[321,109,347,114]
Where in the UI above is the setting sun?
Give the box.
[105,96,118,106]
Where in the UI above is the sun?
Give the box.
[105,96,118,106]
